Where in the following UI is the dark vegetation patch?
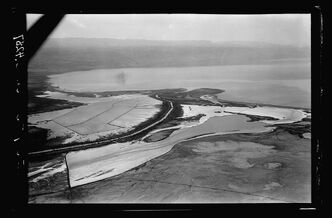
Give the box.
[28,152,65,165]
[27,126,73,152]
[139,99,184,132]
[28,73,85,114]
[153,88,224,106]
[273,123,311,138]
[65,88,222,107]
[28,154,69,196]
[28,126,48,151]
[27,125,73,152]
[60,88,186,98]
[225,111,279,122]
[143,128,179,143]
[29,170,68,196]
[301,117,311,122]
[29,97,85,114]
[176,114,206,122]
[245,114,279,122]
[219,98,309,110]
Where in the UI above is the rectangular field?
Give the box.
[29,94,162,140]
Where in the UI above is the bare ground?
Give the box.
[28,128,310,203]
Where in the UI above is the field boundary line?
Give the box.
[108,123,126,128]
[51,120,83,136]
[106,104,138,125]
[61,100,123,127]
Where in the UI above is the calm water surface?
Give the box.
[49,62,311,108]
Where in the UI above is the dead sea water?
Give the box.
[49,62,311,108]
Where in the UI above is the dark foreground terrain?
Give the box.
[29,126,310,203]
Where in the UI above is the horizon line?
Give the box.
[47,37,310,47]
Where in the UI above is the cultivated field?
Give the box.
[28,94,162,144]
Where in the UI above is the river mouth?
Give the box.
[66,114,275,187]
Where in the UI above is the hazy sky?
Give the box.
[27,14,310,47]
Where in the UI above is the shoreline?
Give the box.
[29,59,311,75]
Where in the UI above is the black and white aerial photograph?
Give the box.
[25,13,313,204]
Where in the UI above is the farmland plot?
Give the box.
[53,100,121,127]
[28,94,162,144]
[111,108,160,129]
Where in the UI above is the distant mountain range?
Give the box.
[43,37,308,48]
[29,38,310,75]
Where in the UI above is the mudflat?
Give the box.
[29,127,310,203]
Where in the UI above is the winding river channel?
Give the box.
[66,113,276,187]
